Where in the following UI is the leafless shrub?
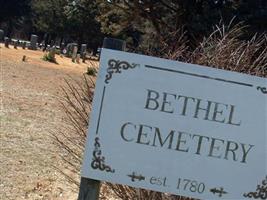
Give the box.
[54,22,266,200]
[52,74,95,187]
[189,22,267,77]
[137,27,189,62]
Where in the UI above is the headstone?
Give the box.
[67,43,77,57]
[49,46,56,62]
[102,37,126,50]
[60,42,65,53]
[50,40,55,47]
[80,44,87,55]
[65,43,71,56]
[22,42,26,49]
[72,46,78,62]
[0,29,4,41]
[38,42,43,49]
[4,37,9,48]
[80,44,87,62]
[66,43,74,57]
[42,33,50,51]
[82,55,86,63]
[76,54,80,63]
[14,40,19,49]
[29,34,38,50]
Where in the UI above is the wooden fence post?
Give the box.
[77,37,126,200]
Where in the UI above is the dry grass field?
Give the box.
[0,44,95,200]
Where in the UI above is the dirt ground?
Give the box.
[0,44,96,200]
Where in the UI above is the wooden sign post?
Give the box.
[78,38,126,200]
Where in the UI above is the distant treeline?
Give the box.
[0,0,266,52]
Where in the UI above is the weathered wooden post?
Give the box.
[77,37,126,200]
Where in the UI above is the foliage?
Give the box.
[86,66,98,76]
[29,0,103,50]
[31,0,68,35]
[0,0,31,23]
[1,0,266,51]
[143,22,267,78]
[64,0,103,49]
[43,51,57,63]
[54,75,95,184]
[190,24,267,77]
[96,0,267,49]
[0,0,32,37]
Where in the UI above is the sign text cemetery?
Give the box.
[82,49,267,199]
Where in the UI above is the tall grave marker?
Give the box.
[4,37,9,48]
[29,34,38,50]
[81,44,87,62]
[72,46,78,62]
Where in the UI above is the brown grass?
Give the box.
[190,23,266,77]
[0,44,100,199]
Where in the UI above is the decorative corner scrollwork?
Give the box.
[105,59,140,84]
[91,137,115,173]
[243,176,267,199]
[257,86,267,94]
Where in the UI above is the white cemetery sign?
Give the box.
[82,48,267,200]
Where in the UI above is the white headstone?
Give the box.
[72,46,78,62]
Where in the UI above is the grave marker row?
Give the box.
[0,33,37,50]
[0,31,87,63]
